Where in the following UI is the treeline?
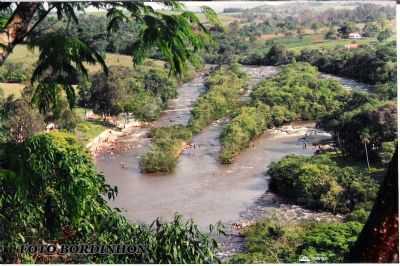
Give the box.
[242,41,396,85]
[140,65,248,173]
[219,63,347,163]
[239,3,394,35]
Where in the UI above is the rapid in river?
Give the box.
[95,65,371,231]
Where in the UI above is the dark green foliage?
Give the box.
[131,8,216,77]
[372,81,397,100]
[268,153,379,214]
[240,44,295,66]
[0,132,219,263]
[144,69,177,105]
[337,22,359,38]
[264,44,295,66]
[377,29,392,42]
[219,103,271,164]
[230,217,363,263]
[29,31,108,110]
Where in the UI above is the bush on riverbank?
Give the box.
[219,102,271,164]
[188,65,248,134]
[139,126,192,173]
[230,217,362,263]
[268,153,379,214]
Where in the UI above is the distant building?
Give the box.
[348,32,362,39]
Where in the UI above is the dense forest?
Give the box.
[0,1,397,264]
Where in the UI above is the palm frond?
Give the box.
[30,31,107,111]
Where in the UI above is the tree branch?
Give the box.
[0,3,40,65]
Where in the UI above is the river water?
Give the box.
[95,65,371,230]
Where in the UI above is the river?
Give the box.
[95,65,371,231]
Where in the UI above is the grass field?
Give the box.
[73,108,112,145]
[6,45,166,74]
[0,83,26,97]
[75,120,110,145]
[256,34,375,53]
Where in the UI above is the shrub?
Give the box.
[230,217,363,263]
[268,153,379,214]
[219,103,271,163]
[140,126,192,173]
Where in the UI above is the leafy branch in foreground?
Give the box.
[0,131,221,263]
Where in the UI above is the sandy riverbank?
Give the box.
[85,119,150,157]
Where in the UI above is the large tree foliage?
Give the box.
[0,132,221,263]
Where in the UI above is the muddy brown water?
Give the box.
[95,65,371,229]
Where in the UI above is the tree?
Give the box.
[346,149,398,262]
[362,22,380,37]
[360,129,371,170]
[337,22,358,38]
[377,29,392,42]
[325,28,338,40]
[89,66,128,116]
[264,44,294,66]
[311,22,321,33]
[1,96,45,143]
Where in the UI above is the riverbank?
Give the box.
[85,119,149,157]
